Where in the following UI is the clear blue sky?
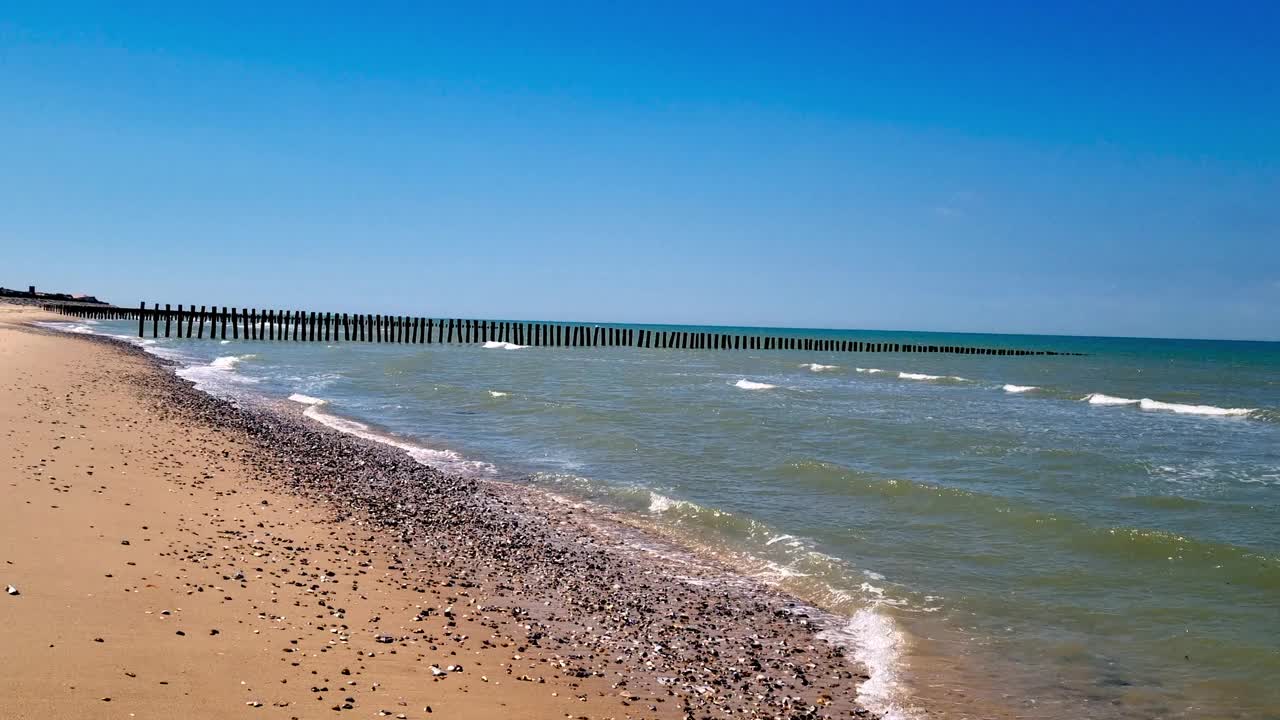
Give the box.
[2,2,1277,340]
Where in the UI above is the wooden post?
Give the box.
[164,304,172,337]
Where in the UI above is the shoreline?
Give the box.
[2,308,883,719]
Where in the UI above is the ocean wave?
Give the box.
[818,609,915,720]
[287,393,327,406]
[210,354,255,370]
[1083,393,1140,406]
[899,372,966,382]
[648,491,700,514]
[855,367,884,374]
[801,363,839,372]
[1002,384,1039,393]
[1084,393,1254,416]
[33,320,97,335]
[488,390,508,398]
[734,379,776,390]
[175,354,259,393]
[295,400,496,475]
[1138,398,1254,416]
[483,341,528,350]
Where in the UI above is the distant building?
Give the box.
[0,286,109,305]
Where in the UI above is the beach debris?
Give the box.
[5,584,17,596]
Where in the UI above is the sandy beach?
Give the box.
[0,305,871,719]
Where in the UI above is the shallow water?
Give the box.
[48,320,1280,718]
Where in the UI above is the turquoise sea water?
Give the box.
[49,319,1280,718]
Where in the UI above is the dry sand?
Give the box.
[0,308,657,719]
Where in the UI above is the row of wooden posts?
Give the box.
[41,302,1072,356]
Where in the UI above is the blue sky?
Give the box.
[2,3,1277,340]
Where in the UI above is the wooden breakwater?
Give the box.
[39,301,1078,356]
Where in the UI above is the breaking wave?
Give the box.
[801,363,840,372]
[1084,393,1255,417]
[483,341,528,350]
[287,393,496,475]
[175,354,259,393]
[735,379,776,390]
[1002,384,1039,393]
[819,609,915,720]
[898,372,966,382]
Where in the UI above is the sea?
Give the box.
[40,318,1280,719]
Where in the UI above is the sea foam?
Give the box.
[1003,384,1039,393]
[1084,393,1254,417]
[899,372,966,382]
[483,341,528,350]
[288,393,327,406]
[818,609,914,720]
[735,379,776,390]
[175,354,259,393]
[1084,393,1140,406]
[801,363,839,372]
[290,394,496,474]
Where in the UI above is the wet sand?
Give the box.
[1,305,875,719]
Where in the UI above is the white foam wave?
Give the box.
[1084,393,1139,406]
[33,320,96,335]
[1139,399,1253,416]
[1083,393,1253,417]
[488,390,508,398]
[855,367,884,374]
[801,363,839,372]
[175,354,259,393]
[210,354,254,370]
[287,393,327,406]
[297,402,495,475]
[648,491,699,514]
[819,609,915,720]
[734,379,776,390]
[483,341,528,350]
[899,372,966,382]
[1002,384,1039,394]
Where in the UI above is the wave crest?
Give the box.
[735,379,776,390]
[1084,393,1254,416]
[899,372,966,382]
[288,393,327,406]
